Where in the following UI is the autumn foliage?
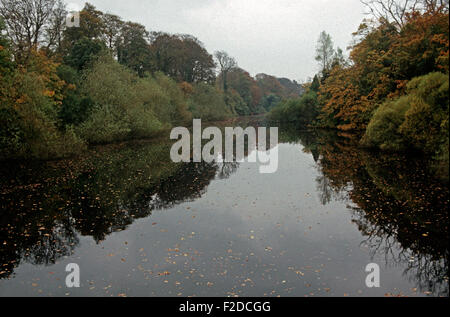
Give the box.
[319,8,448,131]
[310,7,449,173]
[1,2,303,160]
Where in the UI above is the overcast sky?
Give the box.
[65,0,366,82]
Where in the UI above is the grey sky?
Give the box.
[65,0,366,82]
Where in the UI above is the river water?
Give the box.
[0,118,448,297]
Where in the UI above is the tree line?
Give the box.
[268,0,449,178]
[0,1,302,160]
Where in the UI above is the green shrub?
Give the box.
[80,55,139,109]
[76,105,131,144]
[28,126,86,160]
[361,96,411,151]
[1,68,86,159]
[268,100,291,123]
[399,72,449,154]
[261,94,282,112]
[76,56,194,144]
[188,83,232,121]
[77,56,161,143]
[268,91,319,127]
[225,91,250,116]
[139,72,192,126]
[362,72,449,157]
[126,106,163,139]
[0,106,24,159]
[63,37,106,71]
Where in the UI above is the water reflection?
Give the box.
[0,121,448,296]
[280,126,449,296]
[0,140,240,279]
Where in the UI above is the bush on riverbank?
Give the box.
[267,91,319,127]
[360,96,412,152]
[0,50,86,160]
[187,83,232,121]
[76,56,181,144]
[361,73,449,160]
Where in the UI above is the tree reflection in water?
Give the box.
[281,127,449,297]
[0,139,239,279]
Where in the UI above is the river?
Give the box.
[0,117,448,297]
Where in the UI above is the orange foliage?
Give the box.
[24,49,66,105]
[318,9,449,131]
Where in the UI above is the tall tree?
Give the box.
[43,0,66,54]
[180,35,216,84]
[102,13,123,52]
[315,31,335,77]
[224,67,254,110]
[332,47,347,67]
[310,75,321,92]
[117,22,151,77]
[255,73,285,97]
[214,50,237,92]
[62,3,105,51]
[0,0,65,61]
[64,37,106,71]
[149,33,216,83]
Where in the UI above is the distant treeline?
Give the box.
[0,1,302,160]
[268,0,449,177]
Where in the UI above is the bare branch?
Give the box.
[0,0,64,60]
[360,0,448,29]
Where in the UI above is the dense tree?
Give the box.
[308,3,449,176]
[149,33,216,83]
[180,35,216,84]
[56,64,94,126]
[75,56,191,143]
[63,37,106,71]
[102,13,123,51]
[1,49,85,159]
[255,73,285,97]
[318,5,448,132]
[61,3,105,51]
[0,17,17,157]
[260,94,282,112]
[268,91,319,126]
[187,83,231,121]
[277,77,305,97]
[267,0,449,172]
[224,68,254,110]
[250,83,264,110]
[310,75,321,92]
[117,22,151,77]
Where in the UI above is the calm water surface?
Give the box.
[0,119,448,297]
